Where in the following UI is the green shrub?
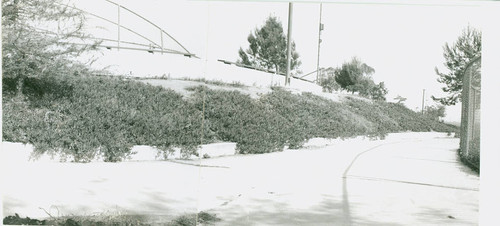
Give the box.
[3,75,204,162]
[189,86,287,154]
[168,211,221,226]
[261,89,373,148]
[2,75,458,161]
[3,213,47,225]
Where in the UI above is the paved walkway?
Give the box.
[1,132,479,225]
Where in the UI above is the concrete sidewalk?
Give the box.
[196,133,478,225]
[1,132,479,225]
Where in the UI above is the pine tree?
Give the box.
[237,16,301,74]
[433,26,481,105]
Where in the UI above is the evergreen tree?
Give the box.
[334,57,375,93]
[433,26,481,105]
[237,16,301,74]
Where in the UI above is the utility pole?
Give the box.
[285,2,293,86]
[316,3,323,83]
[117,4,121,51]
[421,89,426,114]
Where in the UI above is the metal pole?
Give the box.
[161,31,164,55]
[117,4,120,51]
[316,3,323,84]
[461,68,470,155]
[285,2,293,86]
[421,89,426,114]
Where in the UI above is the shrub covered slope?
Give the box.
[2,75,458,162]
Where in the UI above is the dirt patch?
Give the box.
[139,78,357,103]
[140,79,272,99]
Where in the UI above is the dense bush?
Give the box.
[3,213,47,225]
[188,86,288,154]
[3,75,204,162]
[261,89,374,148]
[169,211,221,226]
[2,75,458,162]
[319,59,388,100]
[380,101,457,133]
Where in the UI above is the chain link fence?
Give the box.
[459,56,481,169]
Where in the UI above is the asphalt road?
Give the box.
[1,132,479,225]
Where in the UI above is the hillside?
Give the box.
[2,75,458,162]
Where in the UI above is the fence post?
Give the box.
[460,56,481,158]
[462,62,471,156]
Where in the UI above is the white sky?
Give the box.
[73,0,487,122]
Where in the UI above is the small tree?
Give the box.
[425,105,446,121]
[2,0,98,96]
[318,67,340,93]
[334,57,375,94]
[350,76,374,97]
[237,16,301,74]
[353,78,387,101]
[432,26,481,105]
[369,82,388,101]
[322,57,387,100]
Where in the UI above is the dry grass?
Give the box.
[3,211,221,226]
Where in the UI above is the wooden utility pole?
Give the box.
[316,3,323,83]
[285,2,293,86]
[421,89,426,114]
[117,4,121,50]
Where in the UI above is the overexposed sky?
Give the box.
[74,0,486,122]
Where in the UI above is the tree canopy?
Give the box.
[2,0,98,95]
[432,26,481,105]
[334,57,375,92]
[237,16,301,74]
[318,67,340,93]
[424,105,446,121]
[318,57,388,101]
[368,81,388,101]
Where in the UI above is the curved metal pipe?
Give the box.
[53,1,197,57]
[103,0,192,55]
[61,3,163,49]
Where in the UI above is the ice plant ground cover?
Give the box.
[2,75,457,162]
